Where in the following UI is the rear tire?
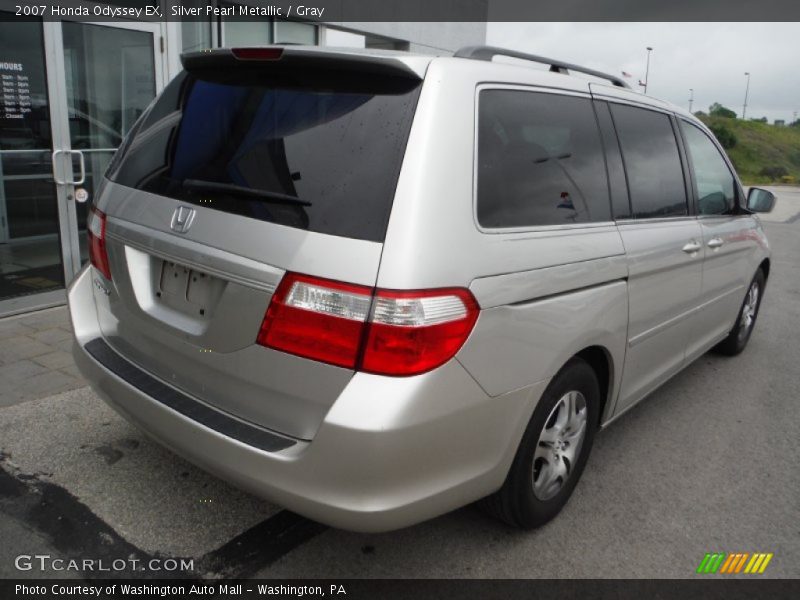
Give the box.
[714,269,765,356]
[481,357,600,528]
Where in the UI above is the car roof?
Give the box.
[182,44,700,124]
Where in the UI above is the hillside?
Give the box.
[696,115,800,185]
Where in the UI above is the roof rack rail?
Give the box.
[453,45,631,89]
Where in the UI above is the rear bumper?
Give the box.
[68,266,543,531]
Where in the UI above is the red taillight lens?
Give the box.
[257,273,480,376]
[361,289,479,376]
[231,47,284,61]
[257,273,372,369]
[87,207,111,280]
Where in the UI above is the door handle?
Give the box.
[682,241,702,254]
[51,149,69,185]
[707,237,724,249]
[50,149,85,187]
[72,150,86,185]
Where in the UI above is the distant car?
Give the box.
[68,45,775,532]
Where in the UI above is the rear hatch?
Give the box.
[92,47,425,440]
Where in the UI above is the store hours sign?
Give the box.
[1,61,31,120]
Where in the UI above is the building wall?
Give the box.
[323,22,487,55]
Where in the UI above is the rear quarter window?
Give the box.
[106,71,421,242]
[476,90,611,229]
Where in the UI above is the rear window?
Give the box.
[106,70,421,242]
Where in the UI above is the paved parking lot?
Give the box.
[1,188,799,580]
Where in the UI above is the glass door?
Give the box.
[0,15,162,315]
[52,20,163,281]
[0,15,65,313]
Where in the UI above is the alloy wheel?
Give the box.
[738,281,760,341]
[532,390,588,501]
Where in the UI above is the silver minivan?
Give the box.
[68,45,775,532]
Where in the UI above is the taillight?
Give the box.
[257,273,372,369]
[361,289,479,376]
[257,273,479,376]
[87,207,111,280]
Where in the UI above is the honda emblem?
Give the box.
[170,206,196,234]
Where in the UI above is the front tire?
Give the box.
[481,357,600,528]
[714,269,765,356]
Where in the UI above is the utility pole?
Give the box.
[644,46,653,94]
[689,88,694,113]
[742,72,751,120]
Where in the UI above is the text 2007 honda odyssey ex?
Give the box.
[68,45,776,531]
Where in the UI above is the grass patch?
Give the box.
[697,115,800,185]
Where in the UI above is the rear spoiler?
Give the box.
[181,46,425,84]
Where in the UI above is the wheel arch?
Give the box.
[574,345,614,426]
[759,257,770,281]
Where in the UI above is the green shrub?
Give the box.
[759,165,789,180]
[709,123,737,149]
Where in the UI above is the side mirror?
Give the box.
[747,188,777,213]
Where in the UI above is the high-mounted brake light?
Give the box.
[87,207,111,280]
[231,47,284,61]
[257,273,480,376]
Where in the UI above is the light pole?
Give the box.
[689,88,694,113]
[742,72,751,120]
[643,46,653,94]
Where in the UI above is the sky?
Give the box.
[486,23,800,124]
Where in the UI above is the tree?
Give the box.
[791,119,800,128]
[709,103,737,119]
[750,117,768,123]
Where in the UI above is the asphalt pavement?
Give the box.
[1,188,799,580]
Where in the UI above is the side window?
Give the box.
[477,90,610,228]
[610,104,688,219]
[680,121,736,215]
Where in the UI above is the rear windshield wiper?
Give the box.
[181,179,312,207]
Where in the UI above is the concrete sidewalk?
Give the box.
[0,306,86,408]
